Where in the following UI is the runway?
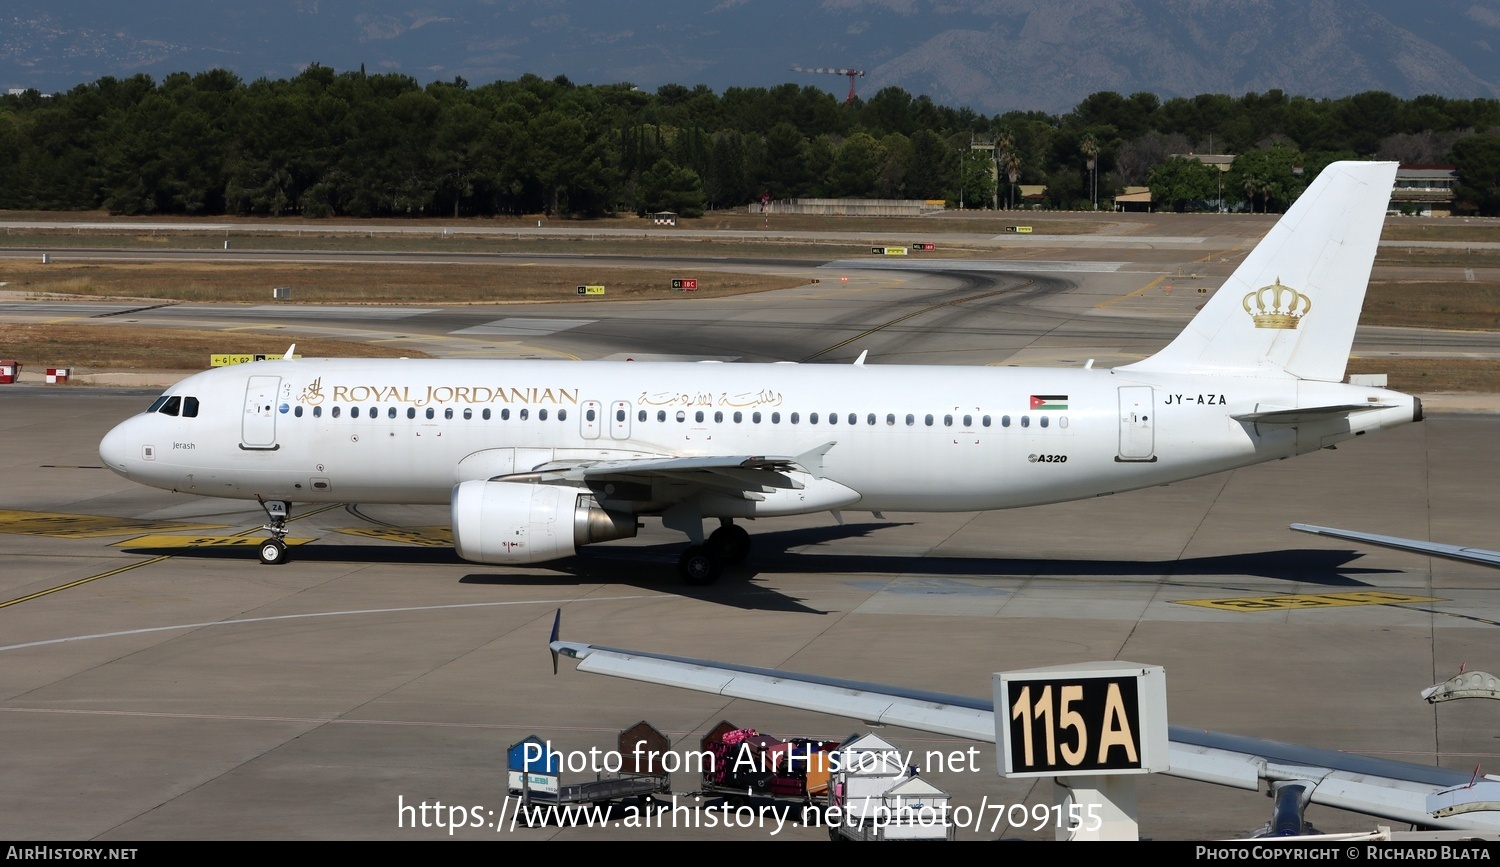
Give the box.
[2,222,1500,840]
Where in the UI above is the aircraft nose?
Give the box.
[99,420,133,477]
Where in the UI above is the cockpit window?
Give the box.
[159,396,182,416]
[182,396,199,418]
[147,396,171,413]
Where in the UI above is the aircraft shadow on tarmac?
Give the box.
[117,520,1397,615]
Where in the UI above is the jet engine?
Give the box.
[450,480,637,564]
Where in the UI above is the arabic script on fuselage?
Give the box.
[637,389,783,408]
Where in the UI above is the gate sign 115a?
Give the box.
[994,662,1168,778]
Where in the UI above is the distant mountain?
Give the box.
[3,1,1497,115]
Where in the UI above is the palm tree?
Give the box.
[997,132,1018,210]
[1242,173,1267,213]
[1003,150,1021,210]
[1081,134,1099,210]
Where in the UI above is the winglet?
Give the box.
[283,344,297,360]
[853,350,868,367]
[549,609,561,675]
[794,442,836,478]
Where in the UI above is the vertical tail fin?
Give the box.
[1121,160,1396,382]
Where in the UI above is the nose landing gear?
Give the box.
[258,499,292,565]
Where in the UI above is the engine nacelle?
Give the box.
[451,480,637,564]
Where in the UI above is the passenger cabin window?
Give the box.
[407,408,416,419]
[519,409,529,421]
[539,409,548,421]
[558,409,567,421]
[1040,416,1049,428]
[463,408,472,420]
[483,409,492,420]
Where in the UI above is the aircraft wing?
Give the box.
[550,631,1500,831]
[1291,523,1500,567]
[529,443,838,499]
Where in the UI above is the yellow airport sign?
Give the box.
[334,526,454,547]
[211,354,301,367]
[0,509,226,538]
[1004,226,1033,234]
[1174,591,1441,612]
[577,285,606,296]
[870,246,908,256]
[113,535,315,549]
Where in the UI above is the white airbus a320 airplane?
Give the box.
[100,161,1417,583]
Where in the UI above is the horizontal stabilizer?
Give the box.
[1233,404,1395,424]
[1292,523,1500,567]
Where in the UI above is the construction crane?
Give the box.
[790,65,866,104]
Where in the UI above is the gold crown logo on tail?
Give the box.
[1242,278,1311,330]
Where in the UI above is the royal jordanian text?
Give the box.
[320,384,580,407]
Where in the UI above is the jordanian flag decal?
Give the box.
[1030,394,1068,410]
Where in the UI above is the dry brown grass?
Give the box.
[0,261,806,304]
[1375,247,1500,269]
[1379,222,1500,243]
[1345,358,1500,393]
[0,208,1101,236]
[1362,281,1500,330]
[0,323,427,372]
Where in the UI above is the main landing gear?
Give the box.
[258,499,291,565]
[676,520,752,586]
